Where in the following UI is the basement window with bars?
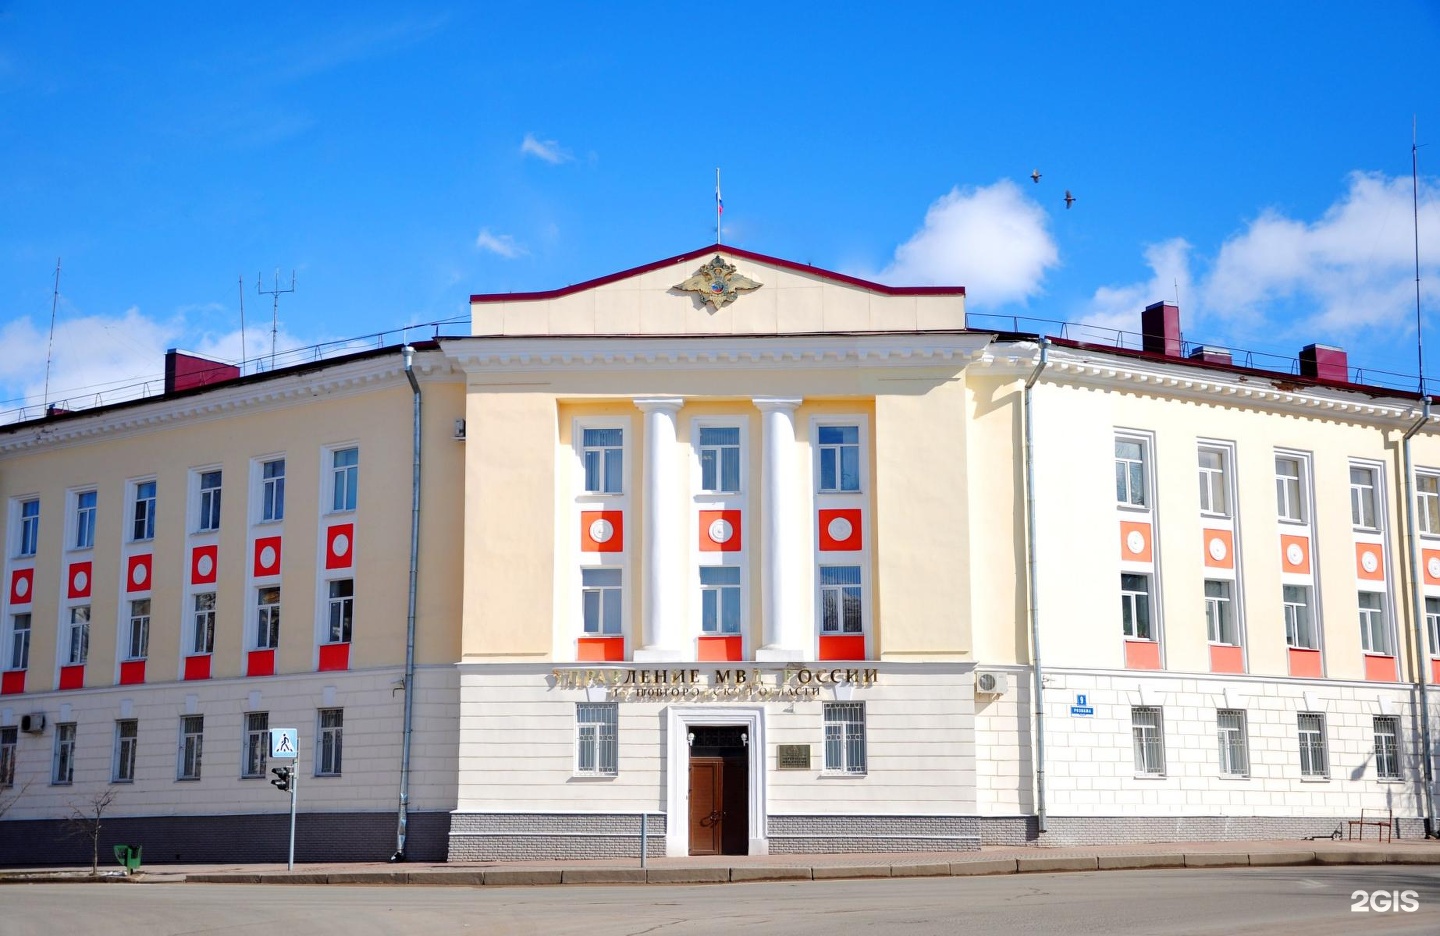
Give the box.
[1131,706,1165,776]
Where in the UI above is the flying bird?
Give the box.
[1030,169,1042,183]
[1064,190,1076,209]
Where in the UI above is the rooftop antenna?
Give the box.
[715,168,723,244]
[257,269,295,370]
[237,275,247,376]
[42,258,61,411]
[1414,117,1428,396]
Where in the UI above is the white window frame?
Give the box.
[577,422,626,496]
[242,712,268,779]
[1358,591,1391,655]
[1297,712,1329,779]
[575,702,618,776]
[815,421,866,494]
[66,604,90,665]
[1284,584,1318,650]
[178,715,204,780]
[1205,579,1238,645]
[113,719,137,783]
[1120,573,1153,640]
[191,591,216,655]
[1275,454,1307,524]
[696,423,744,495]
[1216,709,1249,778]
[818,564,865,636]
[1418,471,1440,536]
[1350,464,1379,531]
[254,586,281,650]
[1115,435,1149,509]
[329,445,359,514]
[1131,706,1166,776]
[580,568,623,636]
[130,478,157,542]
[258,456,286,523]
[73,489,97,551]
[823,701,867,775]
[1197,446,1228,517]
[125,598,150,661]
[325,578,354,644]
[8,612,30,671]
[194,468,222,534]
[700,565,742,635]
[16,497,39,557]
[1428,596,1440,659]
[52,722,76,785]
[1374,714,1401,780]
[316,708,343,777]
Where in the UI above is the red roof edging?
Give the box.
[469,245,965,304]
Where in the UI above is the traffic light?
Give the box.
[270,766,292,793]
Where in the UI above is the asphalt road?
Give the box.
[4,866,1440,935]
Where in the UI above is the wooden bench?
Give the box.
[1347,808,1393,843]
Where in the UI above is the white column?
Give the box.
[754,397,804,661]
[633,397,685,661]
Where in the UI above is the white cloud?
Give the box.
[879,180,1059,308]
[1074,239,1193,346]
[519,133,571,165]
[475,228,526,258]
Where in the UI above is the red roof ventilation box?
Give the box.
[1141,301,1182,357]
[165,349,241,394]
[1299,344,1348,383]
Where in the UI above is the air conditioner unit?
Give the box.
[975,671,1009,695]
[20,713,45,734]
[452,419,467,441]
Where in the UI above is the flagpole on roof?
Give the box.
[716,168,722,244]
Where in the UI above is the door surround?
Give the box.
[665,706,767,856]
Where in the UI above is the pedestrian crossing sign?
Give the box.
[270,728,298,758]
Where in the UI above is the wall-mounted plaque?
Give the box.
[777,744,812,770]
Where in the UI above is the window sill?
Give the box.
[1132,773,1167,780]
[1376,777,1405,784]
[568,773,618,782]
[1217,773,1250,781]
[1277,517,1307,526]
[1200,510,1232,521]
[324,509,356,518]
[820,771,868,779]
[1300,776,1330,783]
[109,779,134,785]
[1115,502,1150,513]
[255,518,284,527]
[176,777,201,782]
[314,773,341,779]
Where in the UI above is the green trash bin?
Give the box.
[113,844,142,873]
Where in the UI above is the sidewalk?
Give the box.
[4,837,1440,887]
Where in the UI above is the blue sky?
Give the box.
[2,2,1438,417]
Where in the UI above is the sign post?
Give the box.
[270,728,299,869]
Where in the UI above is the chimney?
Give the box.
[1141,301,1182,357]
[165,349,241,394]
[1298,343,1348,383]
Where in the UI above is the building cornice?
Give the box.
[442,332,995,375]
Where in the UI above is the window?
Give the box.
[1217,709,1249,777]
[9,613,30,670]
[1419,474,1440,535]
[0,726,15,787]
[1428,597,1440,658]
[178,715,204,780]
[261,458,286,521]
[698,427,741,493]
[700,566,741,634]
[18,498,39,557]
[317,709,343,776]
[197,470,222,532]
[74,490,96,549]
[824,702,867,774]
[67,605,90,665]
[1283,585,1317,650]
[1350,466,1378,530]
[1131,706,1165,775]
[581,429,623,494]
[819,566,863,634]
[1297,713,1328,778]
[243,712,268,778]
[331,447,359,512]
[113,720,137,783]
[581,569,621,635]
[132,480,156,541]
[126,599,150,660]
[1197,447,1228,516]
[1115,438,1147,507]
[255,587,281,649]
[818,426,861,493]
[192,592,216,654]
[327,579,354,644]
[52,723,76,784]
[575,703,617,775]
[1120,573,1152,639]
[1374,715,1400,780]
[1359,592,1390,655]
[1205,580,1237,645]
[1275,456,1305,522]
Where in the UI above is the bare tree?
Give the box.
[64,788,117,875]
[0,779,32,820]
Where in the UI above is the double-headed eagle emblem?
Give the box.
[674,255,762,310]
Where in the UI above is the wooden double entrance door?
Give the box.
[687,725,749,856]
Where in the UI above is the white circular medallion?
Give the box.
[259,545,277,569]
[73,569,88,592]
[1207,537,1228,562]
[1286,543,1304,566]
[707,518,733,544]
[131,562,148,586]
[589,518,614,544]
[197,554,214,578]
[1126,530,1146,555]
[827,517,854,543]
[1429,556,1440,580]
[332,533,351,557]
[14,575,28,599]
[1361,550,1379,574]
